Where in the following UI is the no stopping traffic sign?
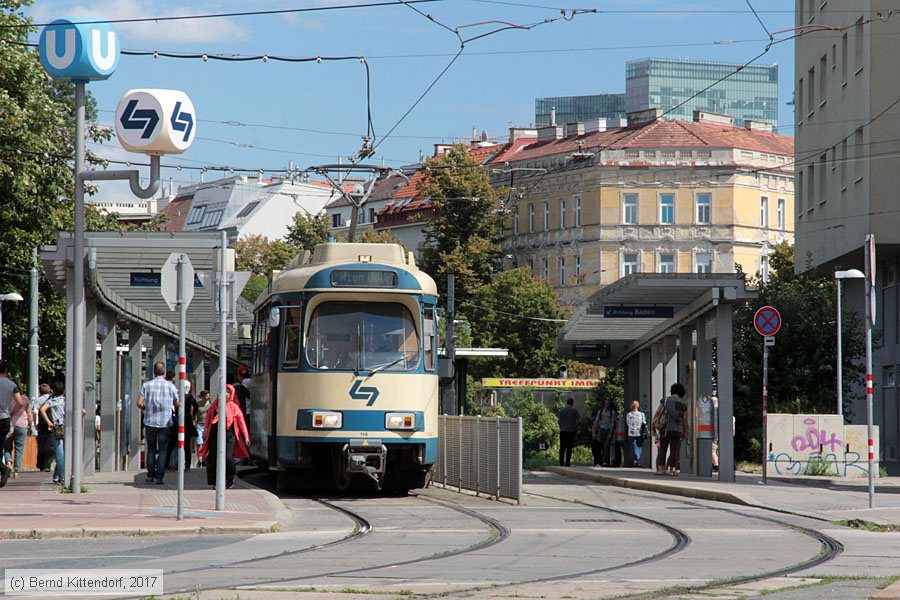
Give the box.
[754,306,781,336]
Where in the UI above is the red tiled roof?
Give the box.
[485,118,793,164]
[158,195,193,231]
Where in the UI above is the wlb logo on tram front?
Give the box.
[38,18,119,81]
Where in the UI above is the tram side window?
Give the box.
[282,304,302,368]
[424,309,435,371]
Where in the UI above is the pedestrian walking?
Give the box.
[591,400,616,467]
[625,400,647,467]
[655,383,688,476]
[7,380,33,478]
[169,381,198,470]
[39,381,67,485]
[200,384,250,489]
[33,383,53,472]
[611,408,628,467]
[195,390,210,468]
[0,361,21,486]
[557,397,579,467]
[136,362,178,485]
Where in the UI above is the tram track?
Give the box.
[534,475,845,600]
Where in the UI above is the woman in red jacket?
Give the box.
[199,384,250,489]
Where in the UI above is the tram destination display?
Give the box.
[330,269,398,288]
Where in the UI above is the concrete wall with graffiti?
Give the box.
[766,414,880,478]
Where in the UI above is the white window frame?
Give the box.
[541,257,549,280]
[574,194,582,227]
[542,201,550,231]
[558,256,566,287]
[575,255,581,279]
[559,198,566,229]
[528,203,535,232]
[696,193,711,224]
[760,254,770,282]
[776,198,786,230]
[623,194,638,224]
[623,252,640,276]
[659,193,675,225]
[659,252,675,273]
[695,252,713,274]
[760,195,769,227]
[513,207,519,235]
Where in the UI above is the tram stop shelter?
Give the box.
[558,274,757,481]
[40,231,254,480]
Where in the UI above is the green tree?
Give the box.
[732,242,867,461]
[419,144,502,303]
[0,3,115,382]
[235,235,297,302]
[467,268,566,379]
[498,388,559,458]
[285,211,330,252]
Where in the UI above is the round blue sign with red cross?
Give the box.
[754,306,781,336]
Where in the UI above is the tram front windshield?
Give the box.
[305,302,419,371]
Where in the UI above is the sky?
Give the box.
[24,1,798,203]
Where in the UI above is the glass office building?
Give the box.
[625,58,778,127]
[535,93,626,126]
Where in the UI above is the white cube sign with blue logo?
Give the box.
[39,18,118,81]
[115,89,196,155]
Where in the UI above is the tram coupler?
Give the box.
[344,440,387,487]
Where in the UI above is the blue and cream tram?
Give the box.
[248,243,439,491]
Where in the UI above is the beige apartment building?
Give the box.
[488,110,795,307]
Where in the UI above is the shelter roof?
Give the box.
[558,273,757,366]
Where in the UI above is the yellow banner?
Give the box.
[482,378,599,389]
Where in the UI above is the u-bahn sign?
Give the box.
[39,18,119,81]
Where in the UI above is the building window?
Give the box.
[659,253,675,273]
[696,253,712,274]
[807,67,815,116]
[777,198,786,230]
[200,209,223,228]
[541,257,549,280]
[841,32,848,83]
[527,257,534,273]
[528,203,535,232]
[623,253,639,276]
[760,196,769,227]
[558,256,566,287]
[559,199,566,229]
[696,193,711,224]
[574,194,582,227]
[575,255,581,279]
[235,201,260,219]
[623,194,638,224]
[659,193,674,224]
[186,206,205,226]
[855,17,864,72]
[331,213,342,228]
[760,254,770,282]
[819,54,827,105]
[368,208,376,223]
[542,201,550,231]
[513,207,519,235]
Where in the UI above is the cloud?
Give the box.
[32,0,250,45]
[280,13,325,32]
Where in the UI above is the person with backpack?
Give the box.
[654,383,688,476]
[591,399,617,467]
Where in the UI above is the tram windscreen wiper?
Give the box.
[367,354,407,376]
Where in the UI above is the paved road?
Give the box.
[2,470,898,599]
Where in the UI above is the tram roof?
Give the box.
[558,273,757,366]
[268,242,438,296]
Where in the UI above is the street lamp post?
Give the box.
[0,292,25,362]
[834,269,865,419]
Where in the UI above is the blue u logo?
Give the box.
[39,18,119,82]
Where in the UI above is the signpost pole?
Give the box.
[176,255,187,519]
[216,231,228,510]
[762,341,768,485]
[864,234,876,509]
[71,80,86,495]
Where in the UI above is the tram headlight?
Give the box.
[312,411,343,429]
[385,412,416,430]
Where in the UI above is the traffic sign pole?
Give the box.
[217,231,228,511]
[177,254,187,521]
[753,306,781,486]
[865,234,876,509]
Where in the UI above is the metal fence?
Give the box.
[435,415,522,503]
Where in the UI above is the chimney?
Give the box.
[584,118,608,134]
[550,106,556,127]
[693,110,734,126]
[565,122,585,137]
[626,108,663,125]
[509,127,538,142]
[743,119,774,133]
[538,125,564,142]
